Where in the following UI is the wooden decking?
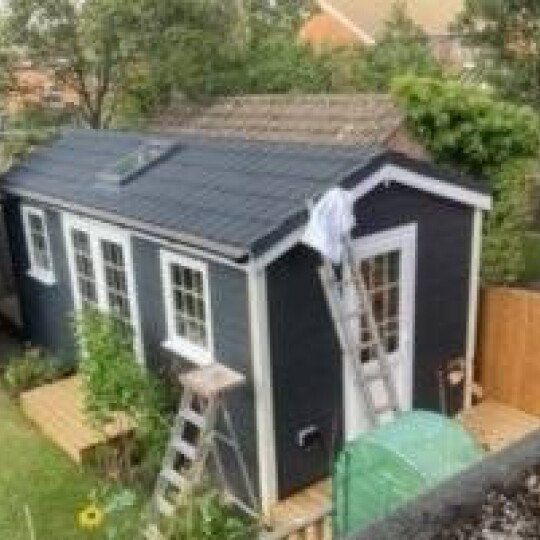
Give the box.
[265,400,540,539]
[265,481,331,540]
[458,399,540,452]
[20,375,134,464]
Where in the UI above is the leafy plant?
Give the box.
[76,485,139,539]
[393,76,540,283]
[3,348,69,396]
[74,309,170,485]
[171,490,257,540]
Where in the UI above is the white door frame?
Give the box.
[62,212,145,365]
[343,222,417,440]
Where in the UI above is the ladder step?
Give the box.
[160,468,188,490]
[180,408,206,429]
[361,372,384,385]
[374,404,398,416]
[155,495,175,517]
[171,438,198,461]
[144,524,165,540]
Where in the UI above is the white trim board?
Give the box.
[255,163,491,269]
[464,208,483,409]
[349,164,492,212]
[247,264,277,516]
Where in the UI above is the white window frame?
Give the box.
[21,205,55,285]
[160,250,214,366]
[62,213,145,365]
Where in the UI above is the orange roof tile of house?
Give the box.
[298,11,359,46]
[313,0,464,44]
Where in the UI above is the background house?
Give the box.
[1,96,490,514]
[300,0,468,66]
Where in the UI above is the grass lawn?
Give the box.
[0,386,139,540]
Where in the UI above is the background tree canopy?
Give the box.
[393,76,540,282]
[458,0,540,109]
[1,0,443,127]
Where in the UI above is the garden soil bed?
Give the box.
[354,429,540,540]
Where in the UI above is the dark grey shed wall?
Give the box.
[4,196,259,506]
[132,237,260,504]
[4,196,74,356]
[267,182,473,499]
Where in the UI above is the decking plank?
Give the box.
[20,375,134,464]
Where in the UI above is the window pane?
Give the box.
[71,229,97,307]
[28,212,51,272]
[101,240,132,329]
[169,262,208,349]
[357,250,401,362]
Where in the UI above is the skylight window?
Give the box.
[96,139,177,186]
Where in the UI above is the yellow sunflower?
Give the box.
[77,504,104,530]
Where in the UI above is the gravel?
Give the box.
[435,467,540,540]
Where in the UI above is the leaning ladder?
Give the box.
[319,237,401,427]
[144,364,257,540]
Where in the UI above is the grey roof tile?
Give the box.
[3,129,378,256]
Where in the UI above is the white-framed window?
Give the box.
[358,250,401,363]
[160,250,214,365]
[21,205,55,284]
[63,213,144,364]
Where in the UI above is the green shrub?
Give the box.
[74,309,171,485]
[3,348,69,395]
[171,490,257,540]
[392,76,540,283]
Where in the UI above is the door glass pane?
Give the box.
[358,250,400,363]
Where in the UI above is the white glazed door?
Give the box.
[343,223,416,440]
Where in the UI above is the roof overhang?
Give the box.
[250,155,491,269]
[2,186,249,263]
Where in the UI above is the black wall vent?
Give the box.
[96,139,178,187]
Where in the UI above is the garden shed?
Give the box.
[0,95,491,516]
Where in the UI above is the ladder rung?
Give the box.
[374,404,397,416]
[361,372,384,385]
[155,495,175,517]
[171,438,198,461]
[144,524,165,540]
[160,468,188,490]
[180,408,206,429]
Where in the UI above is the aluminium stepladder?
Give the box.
[144,364,257,540]
[318,236,402,427]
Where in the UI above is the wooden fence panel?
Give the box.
[476,286,540,416]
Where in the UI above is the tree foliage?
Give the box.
[393,76,540,283]
[3,0,235,128]
[458,0,540,108]
[355,3,442,91]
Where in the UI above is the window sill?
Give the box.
[161,338,213,366]
[27,269,56,286]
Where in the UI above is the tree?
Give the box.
[354,3,442,91]
[393,76,540,282]
[3,0,236,128]
[458,0,540,108]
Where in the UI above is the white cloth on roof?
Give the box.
[302,187,355,264]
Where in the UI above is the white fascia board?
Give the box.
[350,164,492,211]
[254,163,491,269]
